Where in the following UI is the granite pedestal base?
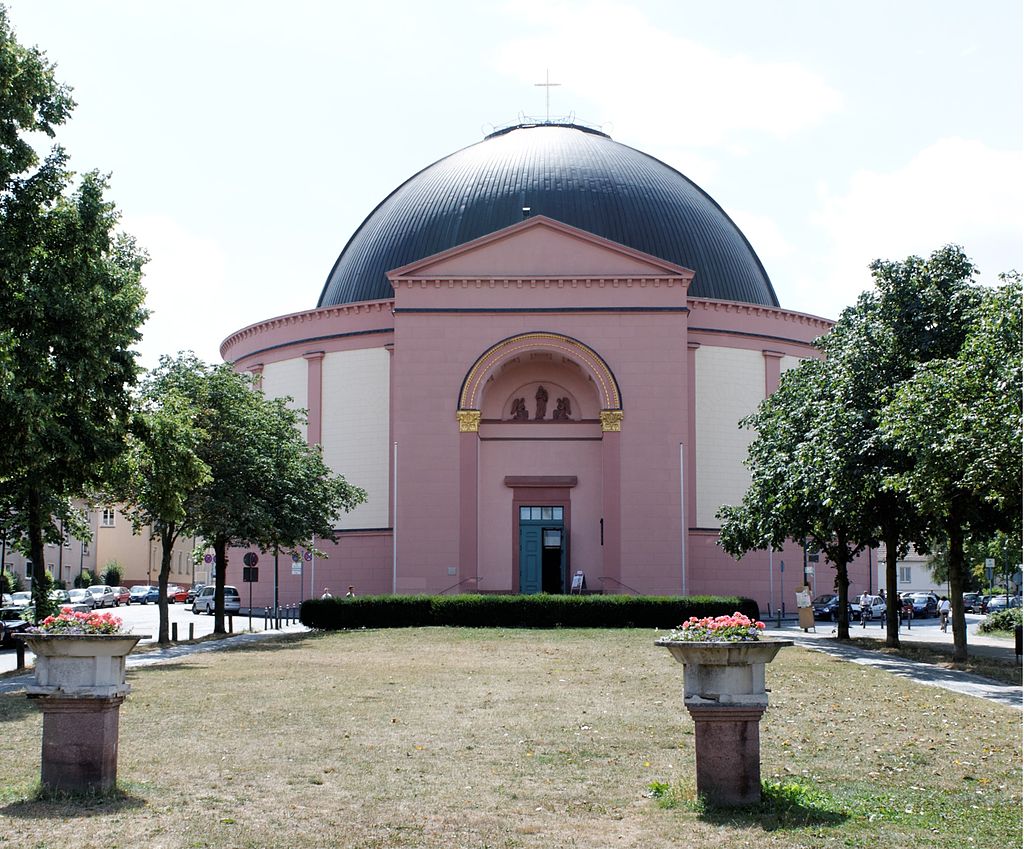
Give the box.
[31,694,126,794]
[686,703,766,806]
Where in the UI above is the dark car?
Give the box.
[0,606,30,648]
[984,595,1021,613]
[907,593,938,618]
[812,594,851,621]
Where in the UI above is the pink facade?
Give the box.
[221,216,866,614]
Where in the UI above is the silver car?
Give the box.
[85,584,117,608]
[191,585,241,615]
[68,588,95,610]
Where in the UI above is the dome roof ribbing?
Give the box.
[318,124,778,308]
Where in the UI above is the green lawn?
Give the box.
[0,628,1019,848]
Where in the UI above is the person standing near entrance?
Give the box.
[939,596,951,632]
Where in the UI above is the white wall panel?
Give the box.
[321,348,391,529]
[261,358,309,442]
[694,347,763,528]
[780,355,803,375]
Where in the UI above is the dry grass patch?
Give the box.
[0,628,1019,849]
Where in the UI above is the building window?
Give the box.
[101,508,116,527]
[898,566,912,584]
[25,561,32,578]
[519,506,563,521]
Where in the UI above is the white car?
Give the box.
[191,585,241,615]
[851,594,886,621]
[10,591,32,608]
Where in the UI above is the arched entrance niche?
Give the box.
[456,333,623,595]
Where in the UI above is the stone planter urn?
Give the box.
[18,633,147,793]
[656,638,792,806]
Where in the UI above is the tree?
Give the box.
[157,358,366,634]
[0,10,148,618]
[114,355,211,644]
[882,275,1022,660]
[718,357,878,639]
[718,246,989,644]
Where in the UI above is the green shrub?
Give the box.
[979,607,1022,633]
[299,593,760,631]
[102,561,124,587]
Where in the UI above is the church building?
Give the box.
[221,123,869,610]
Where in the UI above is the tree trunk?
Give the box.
[157,523,177,645]
[947,518,968,661]
[834,536,851,640]
[27,487,47,625]
[213,536,228,634]
[884,529,901,648]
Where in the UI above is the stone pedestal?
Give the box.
[656,639,791,806]
[18,633,145,794]
[686,703,766,805]
[33,694,126,793]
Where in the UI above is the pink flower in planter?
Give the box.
[664,611,765,642]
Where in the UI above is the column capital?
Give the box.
[456,410,481,433]
[302,351,325,361]
[600,410,624,432]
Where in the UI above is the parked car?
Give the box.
[49,589,71,605]
[68,588,95,610]
[812,594,851,621]
[186,584,204,603]
[851,594,886,621]
[166,585,187,604]
[86,584,117,608]
[114,586,131,606]
[907,592,938,619]
[1,593,10,605]
[983,595,1021,613]
[0,606,30,647]
[192,585,241,615]
[962,592,984,613]
[10,591,31,608]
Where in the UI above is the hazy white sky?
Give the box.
[6,0,1022,368]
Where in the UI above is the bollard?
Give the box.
[172,622,178,642]
[1015,624,1022,660]
[189,623,194,641]
[776,608,782,628]
[228,615,233,634]
[15,641,25,670]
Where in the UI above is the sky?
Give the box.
[5,0,1022,369]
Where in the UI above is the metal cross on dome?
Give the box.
[535,70,561,122]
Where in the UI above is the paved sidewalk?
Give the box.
[0,622,310,695]
[770,618,1022,710]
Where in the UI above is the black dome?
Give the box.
[318,124,778,308]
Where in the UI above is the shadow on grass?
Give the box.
[1,784,147,819]
[695,780,849,831]
[0,691,39,722]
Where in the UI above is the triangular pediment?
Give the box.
[386,216,694,282]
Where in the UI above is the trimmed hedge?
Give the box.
[299,593,760,631]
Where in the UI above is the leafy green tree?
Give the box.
[0,9,147,619]
[153,356,366,634]
[718,358,878,638]
[881,275,1022,660]
[719,247,989,644]
[114,358,212,643]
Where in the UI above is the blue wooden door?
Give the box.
[519,525,542,594]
